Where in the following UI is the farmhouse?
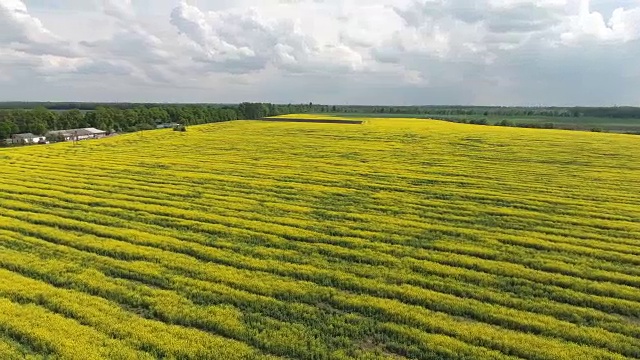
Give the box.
[46,127,107,142]
[10,133,47,145]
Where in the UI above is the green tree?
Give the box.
[59,109,84,129]
[30,118,48,135]
[123,109,139,131]
[0,121,14,140]
[32,106,57,130]
[239,102,269,119]
[91,107,114,130]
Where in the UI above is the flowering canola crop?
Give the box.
[0,115,639,359]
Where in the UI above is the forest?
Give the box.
[0,103,310,140]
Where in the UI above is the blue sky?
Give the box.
[1,0,639,105]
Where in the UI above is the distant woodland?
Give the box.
[1,102,639,140]
[0,103,306,140]
[2,102,639,117]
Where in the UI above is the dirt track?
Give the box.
[259,118,364,125]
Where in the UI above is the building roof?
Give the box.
[84,128,106,134]
[47,128,106,137]
[47,130,74,136]
[12,133,39,139]
[76,129,94,137]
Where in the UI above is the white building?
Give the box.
[10,133,47,145]
[46,128,107,142]
[83,127,107,139]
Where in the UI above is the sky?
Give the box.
[0,0,639,105]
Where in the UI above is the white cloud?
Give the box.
[0,0,78,57]
[103,0,134,20]
[561,1,640,43]
[169,1,368,75]
[0,0,52,43]
[75,0,178,83]
[1,0,639,104]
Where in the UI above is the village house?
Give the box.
[10,133,47,145]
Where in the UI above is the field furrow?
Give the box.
[0,117,639,359]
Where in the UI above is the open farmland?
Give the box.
[314,113,640,133]
[0,115,639,359]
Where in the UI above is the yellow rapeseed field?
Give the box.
[0,115,639,359]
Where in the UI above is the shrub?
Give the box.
[495,120,515,127]
[469,119,488,125]
[137,123,155,131]
[515,122,555,129]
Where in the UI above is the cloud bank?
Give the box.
[1,0,639,105]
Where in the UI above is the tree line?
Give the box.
[3,102,638,140]
[6,102,640,119]
[325,105,640,119]
[0,103,313,141]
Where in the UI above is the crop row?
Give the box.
[0,119,638,359]
[0,186,637,303]
[0,213,637,359]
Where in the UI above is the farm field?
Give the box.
[0,115,639,359]
[321,113,640,133]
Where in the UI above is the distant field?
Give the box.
[260,117,364,124]
[0,115,639,359]
[318,113,640,133]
